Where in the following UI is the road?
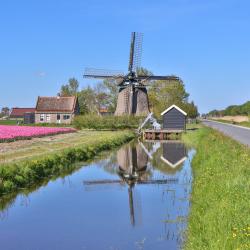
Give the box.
[202,119,250,147]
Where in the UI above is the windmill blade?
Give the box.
[128,32,143,73]
[83,180,123,185]
[137,179,178,184]
[137,75,180,81]
[128,32,135,73]
[137,75,180,85]
[83,68,125,79]
[83,178,177,186]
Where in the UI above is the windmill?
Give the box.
[83,32,180,116]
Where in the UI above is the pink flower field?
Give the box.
[0,125,76,142]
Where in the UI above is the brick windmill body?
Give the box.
[84,32,179,116]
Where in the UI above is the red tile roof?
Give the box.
[35,96,77,112]
[10,108,35,118]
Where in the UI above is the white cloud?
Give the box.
[36,71,46,77]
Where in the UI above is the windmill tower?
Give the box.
[84,32,179,116]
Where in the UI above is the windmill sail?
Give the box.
[128,32,143,73]
[84,68,124,79]
[83,32,180,116]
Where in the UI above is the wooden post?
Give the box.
[160,132,163,140]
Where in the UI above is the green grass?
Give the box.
[183,126,250,250]
[0,120,19,125]
[0,130,135,195]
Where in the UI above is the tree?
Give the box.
[1,107,10,117]
[77,86,99,115]
[148,78,190,117]
[60,78,79,96]
[94,83,110,108]
[208,101,250,117]
[184,101,199,118]
[100,80,119,112]
[69,78,79,94]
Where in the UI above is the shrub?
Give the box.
[73,115,144,130]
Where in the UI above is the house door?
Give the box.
[57,114,61,123]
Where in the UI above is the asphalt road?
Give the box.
[202,119,250,147]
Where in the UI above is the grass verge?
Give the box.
[182,126,250,250]
[0,130,135,195]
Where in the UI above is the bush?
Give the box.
[73,115,144,130]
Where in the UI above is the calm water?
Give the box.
[0,140,195,250]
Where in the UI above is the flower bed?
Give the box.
[0,125,76,142]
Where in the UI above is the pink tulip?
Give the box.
[0,125,76,142]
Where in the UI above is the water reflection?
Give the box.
[84,143,180,227]
[0,140,194,250]
[83,141,192,234]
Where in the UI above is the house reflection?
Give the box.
[160,142,187,169]
[140,141,188,175]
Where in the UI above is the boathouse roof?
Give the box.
[161,105,187,116]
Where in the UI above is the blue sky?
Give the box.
[0,0,249,113]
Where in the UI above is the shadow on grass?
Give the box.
[186,128,199,131]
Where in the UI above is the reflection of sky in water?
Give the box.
[0,140,195,250]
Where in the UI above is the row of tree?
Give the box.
[148,79,198,118]
[208,101,250,117]
[0,107,10,118]
[59,68,199,118]
[59,78,118,115]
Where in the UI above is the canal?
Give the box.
[0,140,195,250]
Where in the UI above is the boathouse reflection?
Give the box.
[160,142,187,169]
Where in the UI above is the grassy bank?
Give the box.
[183,126,250,249]
[0,130,135,195]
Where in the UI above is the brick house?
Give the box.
[35,96,80,124]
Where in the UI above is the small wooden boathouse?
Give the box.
[143,105,187,140]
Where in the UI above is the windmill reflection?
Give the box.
[117,143,149,183]
[83,142,178,226]
[117,143,149,226]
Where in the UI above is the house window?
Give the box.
[46,114,50,122]
[40,114,45,122]
[63,115,70,120]
[57,114,60,121]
